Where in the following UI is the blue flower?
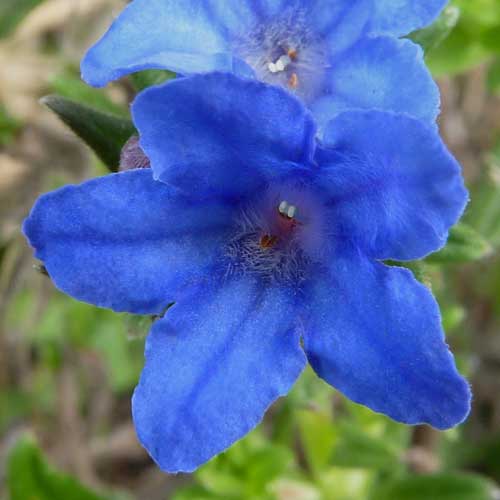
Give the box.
[23,73,470,473]
[81,0,444,131]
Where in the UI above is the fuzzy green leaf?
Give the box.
[409,6,460,53]
[426,223,492,264]
[41,95,136,171]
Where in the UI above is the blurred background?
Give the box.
[1,1,500,499]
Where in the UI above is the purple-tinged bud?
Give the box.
[119,135,150,171]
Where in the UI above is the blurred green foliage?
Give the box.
[7,436,109,500]
[0,105,21,146]
[129,69,176,92]
[50,70,130,118]
[2,1,500,499]
[3,289,145,416]
[426,0,500,81]
[0,0,45,39]
[425,223,492,264]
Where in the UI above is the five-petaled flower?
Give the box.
[24,73,470,473]
[81,0,446,131]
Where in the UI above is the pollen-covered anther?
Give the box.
[260,234,278,249]
[268,54,292,74]
[278,200,297,219]
[288,73,299,89]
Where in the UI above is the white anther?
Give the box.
[279,200,289,214]
[268,54,292,74]
[287,205,297,219]
[268,62,277,73]
[278,200,297,219]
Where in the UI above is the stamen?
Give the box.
[288,73,299,88]
[260,234,279,249]
[278,200,298,219]
[268,54,292,73]
[287,48,298,60]
[279,200,289,214]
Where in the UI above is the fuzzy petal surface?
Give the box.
[133,73,316,199]
[23,169,233,314]
[367,0,448,37]
[318,110,468,261]
[81,0,240,87]
[303,250,471,430]
[81,0,371,87]
[132,276,306,472]
[300,0,371,53]
[312,37,439,131]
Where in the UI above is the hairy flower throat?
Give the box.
[260,200,299,249]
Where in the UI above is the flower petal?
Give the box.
[367,0,448,37]
[317,110,468,261]
[23,169,233,314]
[299,0,371,53]
[133,73,316,199]
[311,37,439,131]
[302,251,471,430]
[132,276,306,472]
[82,0,373,88]
[81,0,244,87]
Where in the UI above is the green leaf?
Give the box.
[409,5,460,53]
[371,473,495,500]
[296,409,337,473]
[50,72,128,117]
[441,304,466,331]
[41,95,136,171]
[0,0,45,39]
[330,423,401,472]
[243,445,294,496]
[481,26,500,54]
[195,443,293,498]
[427,26,491,77]
[384,260,432,288]
[7,435,110,500]
[130,70,176,92]
[196,468,244,498]
[426,223,492,264]
[123,313,154,339]
[425,0,500,76]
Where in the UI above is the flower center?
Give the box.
[278,200,298,219]
[259,200,299,249]
[267,54,292,74]
[223,182,328,285]
[266,50,299,88]
[234,8,327,101]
